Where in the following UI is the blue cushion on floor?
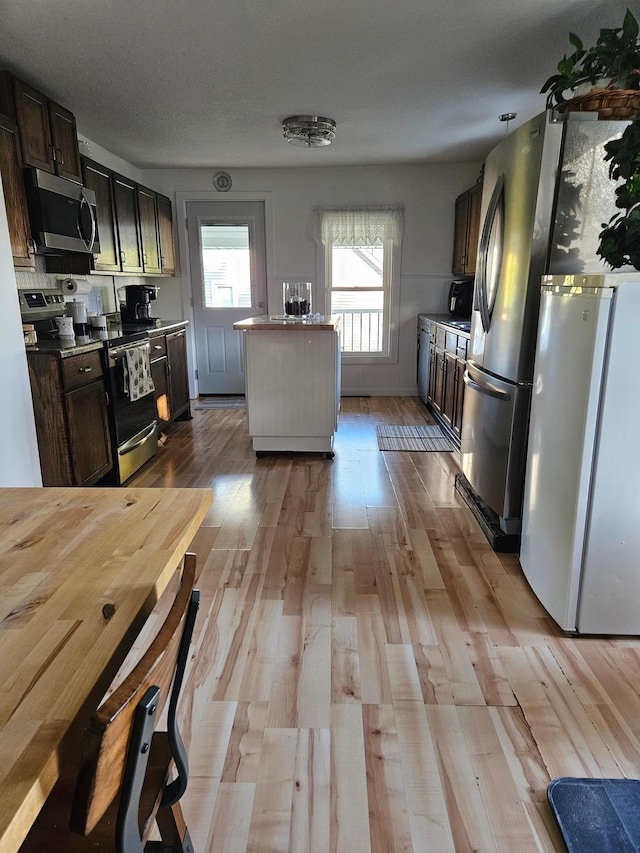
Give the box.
[548,778,640,852]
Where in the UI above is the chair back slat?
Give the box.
[70,553,197,836]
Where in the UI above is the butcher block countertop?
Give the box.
[0,486,212,853]
[233,314,341,331]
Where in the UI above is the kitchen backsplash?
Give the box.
[14,256,151,316]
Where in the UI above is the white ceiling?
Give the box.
[0,0,631,170]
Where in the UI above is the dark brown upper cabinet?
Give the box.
[0,114,34,268]
[81,158,120,272]
[157,194,176,276]
[137,185,162,275]
[0,72,82,184]
[113,172,144,274]
[451,181,483,277]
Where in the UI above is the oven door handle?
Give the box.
[119,422,157,456]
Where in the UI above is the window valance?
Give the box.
[313,205,404,246]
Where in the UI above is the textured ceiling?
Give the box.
[0,0,631,169]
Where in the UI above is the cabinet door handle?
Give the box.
[78,366,93,373]
[153,344,163,351]
[48,144,56,162]
[120,250,126,263]
[143,253,147,265]
[55,147,64,165]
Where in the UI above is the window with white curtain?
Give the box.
[313,206,403,361]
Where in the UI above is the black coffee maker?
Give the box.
[120,285,158,326]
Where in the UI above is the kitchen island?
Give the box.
[0,486,212,853]
[233,315,341,457]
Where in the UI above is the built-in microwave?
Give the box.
[23,167,100,255]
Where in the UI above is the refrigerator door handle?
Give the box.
[475,173,504,333]
[464,370,511,401]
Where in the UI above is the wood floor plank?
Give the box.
[221,701,269,783]
[331,616,362,704]
[206,783,256,853]
[363,704,413,853]
[425,589,486,706]
[289,729,331,853]
[424,705,498,853]
[355,595,393,705]
[237,600,283,702]
[455,705,545,852]
[394,701,457,852]
[330,704,371,853]
[266,616,303,728]
[247,728,298,853]
[386,644,424,702]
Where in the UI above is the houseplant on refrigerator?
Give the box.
[597,115,640,269]
[541,8,640,118]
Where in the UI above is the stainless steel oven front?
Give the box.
[105,338,157,484]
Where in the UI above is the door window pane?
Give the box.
[200,223,252,308]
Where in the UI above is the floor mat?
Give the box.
[195,397,246,409]
[548,778,640,853]
[375,424,456,452]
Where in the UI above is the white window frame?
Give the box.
[316,223,402,365]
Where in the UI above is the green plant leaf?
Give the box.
[569,32,584,51]
[624,8,639,41]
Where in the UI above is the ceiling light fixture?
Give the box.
[282,115,336,148]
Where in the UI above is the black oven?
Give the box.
[104,337,157,484]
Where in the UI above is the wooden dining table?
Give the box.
[0,486,212,853]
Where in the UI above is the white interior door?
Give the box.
[187,200,267,394]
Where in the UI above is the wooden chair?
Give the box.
[20,552,199,853]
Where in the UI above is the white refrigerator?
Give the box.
[521,273,640,634]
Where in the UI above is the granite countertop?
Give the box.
[418,313,471,336]
[25,319,189,357]
[233,314,341,331]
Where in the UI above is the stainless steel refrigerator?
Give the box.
[460,110,629,534]
[521,273,640,633]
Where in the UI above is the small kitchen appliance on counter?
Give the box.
[120,285,159,326]
[448,279,473,317]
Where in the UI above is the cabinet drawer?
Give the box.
[456,338,468,359]
[445,331,459,353]
[149,335,167,360]
[434,327,446,349]
[60,350,104,391]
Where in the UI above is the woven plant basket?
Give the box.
[560,83,640,120]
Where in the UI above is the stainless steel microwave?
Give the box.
[23,167,100,255]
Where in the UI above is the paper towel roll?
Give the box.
[61,278,92,296]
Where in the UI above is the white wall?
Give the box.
[0,175,42,486]
[141,162,481,395]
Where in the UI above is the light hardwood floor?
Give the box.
[129,396,640,852]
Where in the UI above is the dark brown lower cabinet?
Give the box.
[151,355,170,427]
[27,349,112,486]
[149,326,191,427]
[167,329,191,421]
[425,322,469,444]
